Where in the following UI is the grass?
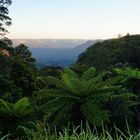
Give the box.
[1,122,140,140]
[25,127,140,140]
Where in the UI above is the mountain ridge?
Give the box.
[12,39,101,67]
[12,39,87,48]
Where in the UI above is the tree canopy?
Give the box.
[77,35,140,70]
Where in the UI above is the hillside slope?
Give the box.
[77,35,140,70]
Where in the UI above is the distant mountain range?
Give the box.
[12,39,87,48]
[12,39,101,67]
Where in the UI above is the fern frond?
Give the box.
[51,101,75,125]
[0,98,13,116]
[114,67,140,82]
[46,76,63,89]
[89,92,115,104]
[81,67,96,80]
[81,100,110,125]
[64,68,79,79]
[13,97,33,117]
[62,74,80,94]
[38,97,75,118]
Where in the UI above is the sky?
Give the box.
[7,0,140,39]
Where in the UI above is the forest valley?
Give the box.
[0,0,140,139]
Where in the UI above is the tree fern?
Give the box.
[0,97,34,135]
[33,67,135,126]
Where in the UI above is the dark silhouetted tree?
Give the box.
[0,0,12,35]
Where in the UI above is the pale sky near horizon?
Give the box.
[7,0,140,39]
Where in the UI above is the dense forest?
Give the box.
[0,0,140,139]
[77,34,140,70]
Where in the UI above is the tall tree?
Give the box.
[0,0,12,36]
[14,44,35,66]
[0,38,13,75]
[10,44,37,97]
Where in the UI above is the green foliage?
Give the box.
[0,38,13,75]
[114,67,140,129]
[8,122,140,140]
[34,67,135,127]
[13,97,33,117]
[0,63,139,138]
[7,44,39,97]
[0,34,140,138]
[10,61,36,96]
[0,75,22,102]
[0,98,12,115]
[0,39,40,136]
[40,66,63,78]
[70,63,90,76]
[0,97,33,135]
[0,39,38,100]
[14,44,35,65]
[114,67,140,94]
[77,35,140,70]
[0,97,33,118]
